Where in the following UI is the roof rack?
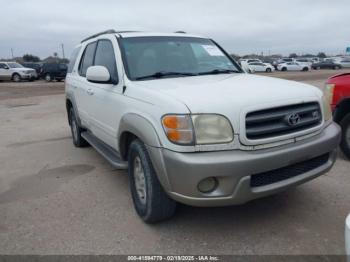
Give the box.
[81,29,138,43]
[174,31,186,34]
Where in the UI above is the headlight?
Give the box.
[162,114,234,145]
[322,95,333,121]
[192,115,233,144]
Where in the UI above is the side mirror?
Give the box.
[86,66,110,83]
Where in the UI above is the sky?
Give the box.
[0,0,350,59]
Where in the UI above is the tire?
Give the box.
[316,66,321,70]
[340,113,350,159]
[266,68,272,73]
[57,79,62,82]
[45,73,52,82]
[302,67,309,71]
[69,107,89,147]
[334,66,340,70]
[128,139,176,223]
[281,67,287,72]
[12,73,21,82]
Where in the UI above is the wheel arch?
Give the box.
[118,113,162,161]
[334,98,350,123]
[65,93,82,127]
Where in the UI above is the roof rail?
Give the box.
[81,29,138,43]
[174,31,186,34]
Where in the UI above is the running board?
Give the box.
[81,131,128,170]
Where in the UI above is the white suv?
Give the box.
[0,62,37,82]
[65,30,340,223]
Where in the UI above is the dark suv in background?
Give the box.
[41,63,68,81]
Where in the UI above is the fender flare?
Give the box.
[118,113,162,151]
[118,113,172,191]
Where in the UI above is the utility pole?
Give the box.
[61,43,65,59]
[10,48,14,59]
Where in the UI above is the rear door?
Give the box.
[0,63,11,80]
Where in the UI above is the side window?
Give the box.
[67,46,81,73]
[79,42,97,77]
[94,40,118,83]
[0,63,7,69]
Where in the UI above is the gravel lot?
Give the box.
[0,70,349,255]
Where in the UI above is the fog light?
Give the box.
[197,177,218,193]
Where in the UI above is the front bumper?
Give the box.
[20,73,37,80]
[147,122,341,207]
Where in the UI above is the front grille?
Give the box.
[250,153,329,187]
[246,102,322,140]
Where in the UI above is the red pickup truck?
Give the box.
[326,72,350,158]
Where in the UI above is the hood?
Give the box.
[132,73,322,114]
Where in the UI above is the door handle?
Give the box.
[87,88,94,95]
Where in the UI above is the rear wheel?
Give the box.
[128,139,176,223]
[69,107,89,147]
[334,66,340,70]
[302,67,309,71]
[340,113,350,159]
[45,73,52,82]
[281,67,287,72]
[266,68,272,73]
[12,73,21,82]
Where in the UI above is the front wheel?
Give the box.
[69,107,89,147]
[266,68,272,73]
[302,67,309,71]
[340,113,350,159]
[45,73,52,82]
[12,73,21,82]
[281,67,287,72]
[128,139,176,223]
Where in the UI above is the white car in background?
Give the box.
[340,59,350,68]
[277,62,311,72]
[346,214,350,257]
[248,62,275,73]
[0,61,37,82]
[295,58,313,67]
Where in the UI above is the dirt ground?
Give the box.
[0,69,349,255]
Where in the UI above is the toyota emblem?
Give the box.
[287,113,301,126]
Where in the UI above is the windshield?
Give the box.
[7,62,24,68]
[120,36,242,80]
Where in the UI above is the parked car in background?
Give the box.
[312,60,342,70]
[346,214,350,257]
[295,58,312,67]
[41,63,68,81]
[247,62,274,73]
[340,59,350,68]
[277,62,310,71]
[0,61,37,82]
[65,30,340,223]
[21,62,42,79]
[326,72,350,158]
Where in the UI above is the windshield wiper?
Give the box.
[198,69,238,75]
[135,71,197,80]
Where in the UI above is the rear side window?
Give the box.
[79,42,97,77]
[67,46,81,73]
[94,40,118,83]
